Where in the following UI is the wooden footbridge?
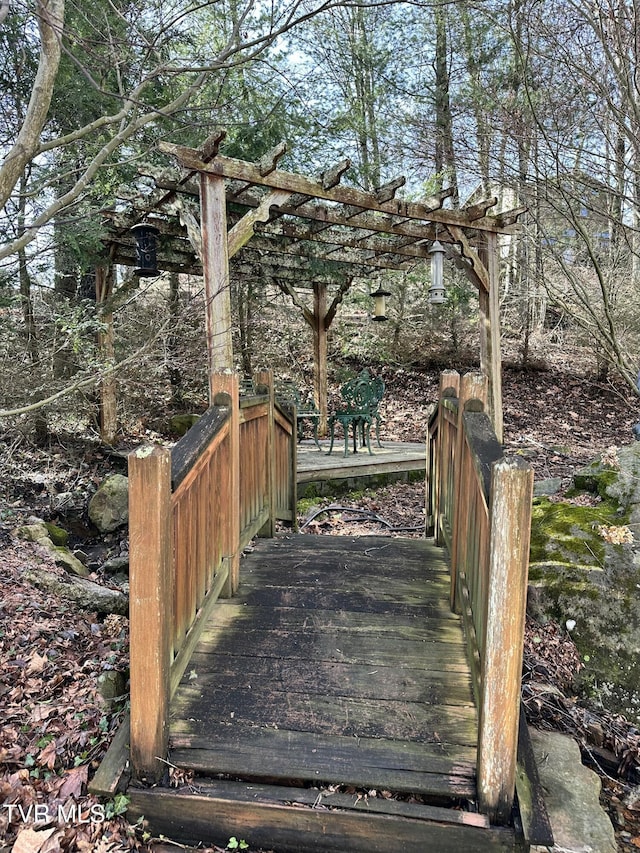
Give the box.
[92,369,552,852]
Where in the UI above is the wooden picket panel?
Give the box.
[239,397,271,547]
[128,371,296,783]
[428,370,533,825]
[274,400,297,524]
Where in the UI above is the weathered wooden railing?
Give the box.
[427,369,534,825]
[128,369,296,783]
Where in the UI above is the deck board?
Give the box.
[296,439,426,484]
[168,534,478,802]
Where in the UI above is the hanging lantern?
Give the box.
[370,287,391,321]
[428,239,446,304]
[130,222,160,277]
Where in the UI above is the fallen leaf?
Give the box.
[12,826,56,853]
[57,765,88,801]
[26,653,48,676]
[37,739,58,770]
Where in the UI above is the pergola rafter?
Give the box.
[100,133,522,439]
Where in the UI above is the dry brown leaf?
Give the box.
[37,739,58,770]
[12,826,56,853]
[26,652,48,676]
[31,704,56,723]
[57,765,88,800]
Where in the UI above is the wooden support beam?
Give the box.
[159,142,516,234]
[200,173,233,382]
[129,445,173,783]
[320,158,351,190]
[246,233,415,273]
[167,196,203,261]
[448,225,490,293]
[254,219,431,261]
[478,456,533,824]
[375,176,406,203]
[199,129,227,162]
[227,190,291,258]
[462,197,498,221]
[496,206,527,228]
[479,233,504,442]
[258,141,287,177]
[313,283,328,435]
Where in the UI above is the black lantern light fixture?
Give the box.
[130,222,160,277]
[428,239,446,305]
[370,286,391,321]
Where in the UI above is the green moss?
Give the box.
[299,482,320,500]
[530,497,624,567]
[45,522,69,547]
[297,496,324,515]
[596,470,619,499]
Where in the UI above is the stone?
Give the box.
[97,670,127,704]
[533,477,562,497]
[88,474,129,533]
[24,567,128,615]
[102,555,130,575]
[530,439,640,723]
[13,521,89,577]
[530,729,617,852]
[44,522,69,546]
[169,413,201,437]
[603,443,640,507]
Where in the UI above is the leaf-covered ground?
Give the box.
[1,361,639,852]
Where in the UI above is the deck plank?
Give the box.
[168,534,478,803]
[169,728,477,797]
[174,656,474,704]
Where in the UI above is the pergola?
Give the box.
[101,131,522,442]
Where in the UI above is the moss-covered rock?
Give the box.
[529,497,626,568]
[13,520,89,577]
[88,474,129,533]
[529,486,640,722]
[45,522,68,547]
[169,414,201,437]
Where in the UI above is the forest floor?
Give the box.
[1,358,639,852]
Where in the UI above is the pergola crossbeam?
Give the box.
[102,136,520,439]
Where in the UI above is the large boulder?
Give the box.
[529,444,640,724]
[88,474,129,533]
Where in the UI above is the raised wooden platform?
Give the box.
[126,534,521,851]
[296,439,426,485]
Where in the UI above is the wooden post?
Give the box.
[96,265,117,445]
[211,371,240,596]
[129,446,173,783]
[313,282,328,435]
[479,233,504,442]
[255,368,276,537]
[200,173,233,397]
[450,372,487,611]
[477,456,533,824]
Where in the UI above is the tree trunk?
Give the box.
[168,272,184,406]
[434,3,459,206]
[18,175,48,442]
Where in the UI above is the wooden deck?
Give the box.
[127,534,521,851]
[296,439,426,485]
